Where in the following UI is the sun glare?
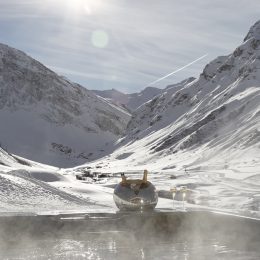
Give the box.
[62,0,103,15]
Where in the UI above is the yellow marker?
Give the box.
[170,187,177,193]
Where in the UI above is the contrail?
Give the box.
[147,53,208,86]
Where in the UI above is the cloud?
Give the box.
[47,65,131,84]
[0,0,260,92]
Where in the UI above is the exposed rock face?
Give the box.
[244,20,260,41]
[0,43,131,167]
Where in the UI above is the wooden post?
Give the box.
[143,169,148,183]
[121,173,127,183]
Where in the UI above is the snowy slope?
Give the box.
[0,43,131,167]
[0,146,58,173]
[0,147,31,170]
[0,169,114,213]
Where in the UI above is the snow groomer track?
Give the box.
[0,211,260,259]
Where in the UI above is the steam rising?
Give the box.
[0,212,259,259]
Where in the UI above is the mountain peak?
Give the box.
[244,20,260,42]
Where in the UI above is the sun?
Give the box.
[63,0,103,15]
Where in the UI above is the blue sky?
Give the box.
[0,0,259,93]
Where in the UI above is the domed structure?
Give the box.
[113,170,158,210]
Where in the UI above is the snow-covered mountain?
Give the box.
[72,21,260,216]
[0,43,131,167]
[93,86,168,111]
[84,20,260,173]
[92,89,129,108]
[126,86,164,111]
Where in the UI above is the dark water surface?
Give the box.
[0,211,259,259]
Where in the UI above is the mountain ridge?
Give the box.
[92,77,196,111]
[0,43,131,167]
[80,20,260,172]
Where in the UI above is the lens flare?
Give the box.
[91,30,109,48]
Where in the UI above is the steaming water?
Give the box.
[1,235,259,259]
[0,211,259,260]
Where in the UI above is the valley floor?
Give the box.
[0,162,260,218]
